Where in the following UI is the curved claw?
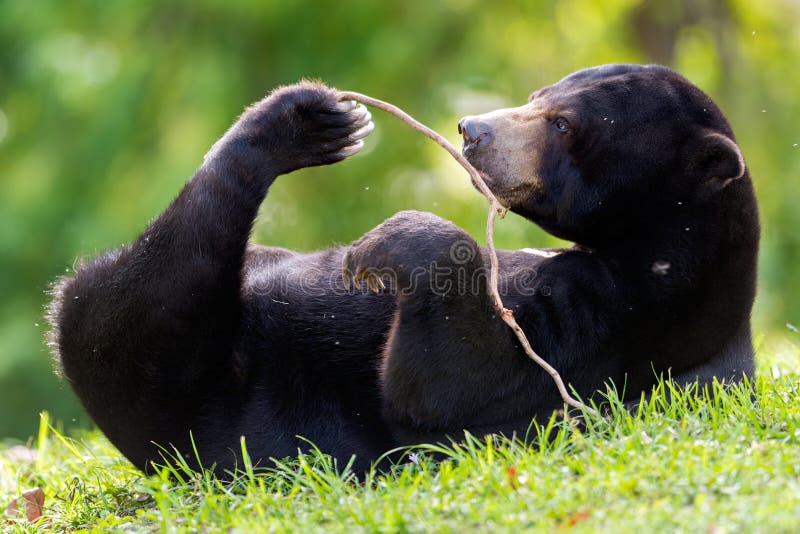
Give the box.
[351,120,375,141]
[366,276,378,293]
[373,274,386,290]
[332,100,357,113]
[335,140,365,159]
[359,272,385,294]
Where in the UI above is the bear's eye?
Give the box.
[553,117,571,133]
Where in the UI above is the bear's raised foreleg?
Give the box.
[49,83,372,471]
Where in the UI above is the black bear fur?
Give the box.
[48,64,759,475]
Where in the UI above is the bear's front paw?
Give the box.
[342,211,480,295]
[341,234,395,294]
[243,82,374,175]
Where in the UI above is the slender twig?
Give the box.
[338,91,598,418]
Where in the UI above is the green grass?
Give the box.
[2,342,799,533]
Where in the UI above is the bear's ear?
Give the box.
[691,132,746,188]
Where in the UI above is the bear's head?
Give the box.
[459,64,747,248]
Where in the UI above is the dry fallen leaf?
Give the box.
[5,487,45,522]
[507,465,518,490]
[559,509,591,529]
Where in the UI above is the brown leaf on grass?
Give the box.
[507,465,518,490]
[559,509,591,529]
[5,487,45,522]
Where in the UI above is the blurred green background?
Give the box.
[0,0,798,441]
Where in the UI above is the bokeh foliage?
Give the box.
[0,0,798,440]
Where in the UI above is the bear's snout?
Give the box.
[458,117,493,156]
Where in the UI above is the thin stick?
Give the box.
[338,91,598,418]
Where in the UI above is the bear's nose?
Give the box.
[458,117,493,154]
